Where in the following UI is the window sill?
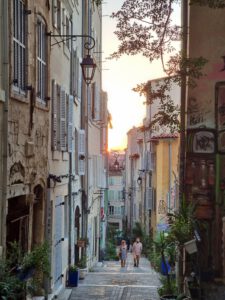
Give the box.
[11,87,28,103]
[36,98,49,111]
[62,152,69,161]
[52,150,61,161]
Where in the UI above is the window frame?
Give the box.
[36,15,48,105]
[12,0,27,95]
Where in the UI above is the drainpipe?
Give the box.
[81,0,89,245]
[1,0,9,255]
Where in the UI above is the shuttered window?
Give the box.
[77,129,85,175]
[71,50,81,98]
[91,82,100,120]
[37,16,47,103]
[13,0,26,92]
[146,187,153,210]
[52,80,58,150]
[60,88,67,151]
[52,82,70,152]
[67,95,74,152]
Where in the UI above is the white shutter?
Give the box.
[146,187,153,210]
[71,50,79,97]
[52,80,57,150]
[78,129,85,175]
[67,95,73,152]
[52,0,57,28]
[60,88,67,151]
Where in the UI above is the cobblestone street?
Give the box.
[69,253,161,300]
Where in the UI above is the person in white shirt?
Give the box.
[132,237,143,267]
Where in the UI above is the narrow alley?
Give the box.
[69,253,161,300]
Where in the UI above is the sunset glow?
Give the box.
[102,1,164,150]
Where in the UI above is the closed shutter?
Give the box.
[146,187,153,210]
[54,196,63,290]
[52,79,57,150]
[60,88,67,151]
[71,49,77,96]
[57,84,61,150]
[78,129,85,175]
[67,95,73,152]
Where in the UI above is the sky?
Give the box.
[102,1,165,150]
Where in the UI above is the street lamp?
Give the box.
[137,176,142,185]
[47,33,96,85]
[80,54,96,85]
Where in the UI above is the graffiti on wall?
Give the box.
[187,129,215,154]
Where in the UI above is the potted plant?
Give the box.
[155,232,178,300]
[68,265,79,287]
[77,255,88,279]
[22,242,50,298]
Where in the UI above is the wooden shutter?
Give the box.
[146,187,153,210]
[60,88,67,151]
[78,129,85,175]
[52,79,58,150]
[67,95,74,152]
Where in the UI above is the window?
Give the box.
[109,206,114,215]
[13,0,26,92]
[37,16,47,103]
[52,0,61,32]
[63,9,72,51]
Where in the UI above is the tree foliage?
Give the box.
[110,0,214,132]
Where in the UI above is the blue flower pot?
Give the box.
[68,270,79,287]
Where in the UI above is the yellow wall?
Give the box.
[152,138,179,233]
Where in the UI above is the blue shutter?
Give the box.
[54,196,63,290]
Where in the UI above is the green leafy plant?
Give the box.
[69,265,78,272]
[0,258,25,300]
[158,275,178,297]
[77,255,87,268]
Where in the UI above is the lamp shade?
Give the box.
[137,176,142,185]
[80,54,96,85]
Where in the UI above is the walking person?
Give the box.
[132,237,143,267]
[119,240,127,267]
